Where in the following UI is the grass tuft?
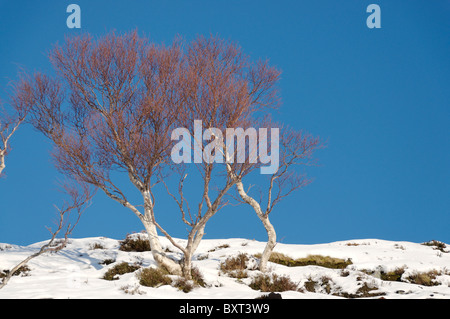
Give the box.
[259,252,352,269]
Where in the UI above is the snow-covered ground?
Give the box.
[1,234,449,299]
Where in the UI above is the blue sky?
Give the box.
[0,1,449,246]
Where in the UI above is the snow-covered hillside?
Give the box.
[1,234,449,299]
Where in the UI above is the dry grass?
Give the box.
[208,244,230,252]
[405,270,445,287]
[380,267,406,282]
[259,252,352,269]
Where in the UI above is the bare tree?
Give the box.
[0,181,94,289]
[226,124,323,272]
[156,35,281,279]
[14,31,294,279]
[16,31,185,275]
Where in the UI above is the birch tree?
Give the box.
[14,32,279,278]
[226,124,323,272]
[14,31,310,279]
[156,36,281,279]
[18,32,185,275]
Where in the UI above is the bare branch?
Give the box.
[0,181,95,289]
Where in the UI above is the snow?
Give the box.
[1,235,449,299]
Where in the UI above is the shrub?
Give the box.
[191,266,206,288]
[303,277,317,292]
[119,234,151,252]
[138,267,172,287]
[172,266,206,293]
[220,253,250,279]
[302,276,333,294]
[208,244,230,252]
[100,258,115,265]
[261,252,352,269]
[103,262,141,281]
[345,243,360,246]
[249,273,298,292]
[380,267,405,282]
[90,243,105,250]
[196,254,209,261]
[173,277,194,293]
[255,292,282,299]
[340,270,350,277]
[422,240,448,253]
[0,265,31,279]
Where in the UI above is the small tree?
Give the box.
[0,181,94,289]
[226,124,323,272]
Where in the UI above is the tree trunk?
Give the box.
[141,214,182,276]
[259,215,277,273]
[182,252,193,280]
[182,224,206,280]
[235,180,276,272]
[137,188,183,276]
[0,152,5,176]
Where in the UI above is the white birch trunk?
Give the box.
[235,180,276,272]
[141,189,182,276]
[182,225,206,279]
[100,183,182,276]
[259,215,277,272]
[140,214,182,275]
[0,153,5,176]
[222,139,276,273]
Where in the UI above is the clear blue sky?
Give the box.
[0,1,449,246]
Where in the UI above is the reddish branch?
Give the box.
[157,36,281,278]
[11,31,319,278]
